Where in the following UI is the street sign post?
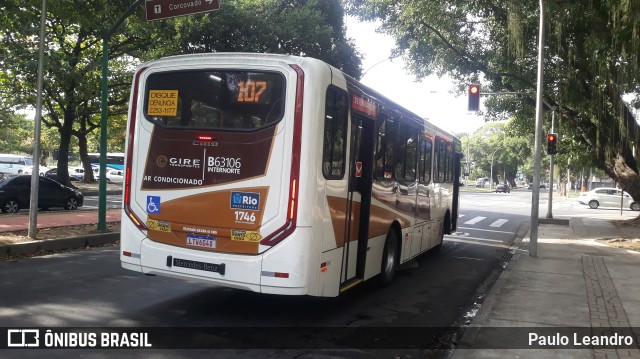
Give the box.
[146,0,220,21]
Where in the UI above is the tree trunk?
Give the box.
[76,133,95,183]
[606,153,640,206]
[54,109,76,187]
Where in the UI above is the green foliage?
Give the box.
[0,112,34,154]
[139,0,362,78]
[0,0,362,184]
[461,120,531,184]
[347,0,640,197]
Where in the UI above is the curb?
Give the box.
[0,232,120,258]
[81,190,122,196]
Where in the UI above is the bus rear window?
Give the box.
[144,70,285,130]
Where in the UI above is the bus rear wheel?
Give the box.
[378,230,398,287]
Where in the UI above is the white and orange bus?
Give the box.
[120,53,462,297]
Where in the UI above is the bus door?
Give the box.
[341,114,374,286]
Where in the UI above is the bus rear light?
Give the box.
[127,211,147,230]
[261,271,290,278]
[196,135,215,141]
[124,66,148,232]
[289,178,298,220]
[259,65,304,247]
[123,251,141,259]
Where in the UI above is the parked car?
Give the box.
[0,175,84,213]
[70,167,86,180]
[106,169,123,183]
[527,183,547,189]
[495,183,511,193]
[21,165,50,176]
[475,177,489,187]
[579,187,640,210]
[44,168,83,182]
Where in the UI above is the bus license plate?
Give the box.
[171,257,226,275]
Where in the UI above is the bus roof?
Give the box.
[137,52,460,147]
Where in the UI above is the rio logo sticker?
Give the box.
[230,191,260,211]
[147,196,161,214]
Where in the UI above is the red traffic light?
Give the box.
[468,85,480,111]
[546,133,558,155]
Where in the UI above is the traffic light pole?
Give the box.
[98,0,145,231]
[546,108,556,219]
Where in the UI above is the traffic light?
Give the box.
[468,84,480,111]
[546,133,558,155]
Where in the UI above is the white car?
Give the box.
[21,165,50,176]
[579,187,640,210]
[106,169,123,183]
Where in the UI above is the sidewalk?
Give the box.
[454,216,640,358]
[0,209,121,232]
[0,209,121,257]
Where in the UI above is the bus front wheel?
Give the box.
[378,230,398,287]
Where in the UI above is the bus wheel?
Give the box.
[434,214,449,251]
[378,230,398,287]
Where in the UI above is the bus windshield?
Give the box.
[144,70,286,131]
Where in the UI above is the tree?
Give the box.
[0,0,155,185]
[1,0,362,186]
[347,0,640,201]
[145,0,362,78]
[0,112,34,155]
[462,121,531,186]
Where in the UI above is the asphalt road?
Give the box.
[0,191,533,358]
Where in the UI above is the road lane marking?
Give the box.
[464,216,486,225]
[490,219,508,227]
[446,236,511,249]
[448,235,504,243]
[458,226,513,234]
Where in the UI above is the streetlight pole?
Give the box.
[28,0,47,239]
[530,0,546,257]
[490,147,501,189]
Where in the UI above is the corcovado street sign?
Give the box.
[145,0,220,21]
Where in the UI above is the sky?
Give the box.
[344,17,486,135]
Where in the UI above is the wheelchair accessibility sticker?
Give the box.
[147,196,161,214]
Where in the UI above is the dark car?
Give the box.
[495,183,511,193]
[45,168,83,182]
[0,175,84,213]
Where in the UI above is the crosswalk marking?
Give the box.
[464,216,486,225]
[458,215,510,229]
[490,219,508,227]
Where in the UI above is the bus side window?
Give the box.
[374,117,386,179]
[434,137,447,183]
[446,143,454,183]
[374,116,398,180]
[322,86,348,179]
[396,123,418,181]
[419,137,432,184]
